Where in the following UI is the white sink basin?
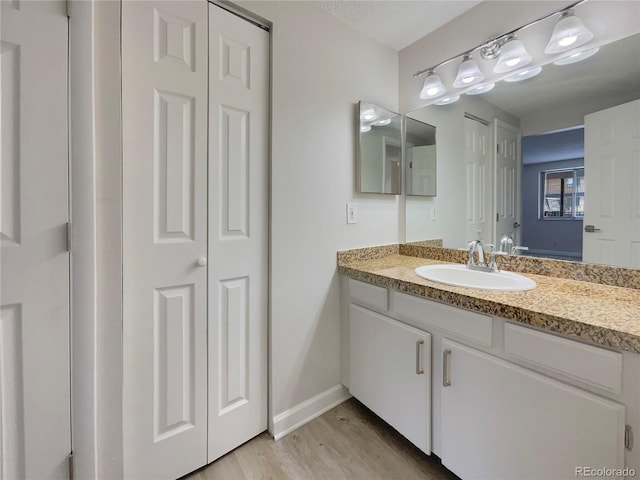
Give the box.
[415,264,536,291]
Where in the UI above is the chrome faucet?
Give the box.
[499,234,514,254]
[467,240,485,267]
[468,240,499,272]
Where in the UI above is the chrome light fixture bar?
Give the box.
[413,0,589,79]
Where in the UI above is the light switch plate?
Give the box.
[431,205,438,221]
[347,202,358,224]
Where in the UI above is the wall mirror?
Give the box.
[358,101,402,195]
[405,15,640,269]
[405,117,437,196]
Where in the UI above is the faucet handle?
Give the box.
[484,244,500,272]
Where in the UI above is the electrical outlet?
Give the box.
[431,206,438,221]
[347,202,358,224]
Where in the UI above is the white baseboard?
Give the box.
[272,384,351,441]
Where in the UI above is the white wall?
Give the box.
[236,0,400,432]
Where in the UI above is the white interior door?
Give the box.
[122,2,209,479]
[495,120,521,246]
[0,2,70,478]
[583,99,640,268]
[208,4,269,462]
[464,116,492,244]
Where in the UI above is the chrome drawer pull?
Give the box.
[443,349,452,387]
[416,339,424,375]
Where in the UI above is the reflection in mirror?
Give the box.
[405,117,436,196]
[358,101,402,195]
[405,30,640,269]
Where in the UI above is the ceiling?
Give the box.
[313,0,482,51]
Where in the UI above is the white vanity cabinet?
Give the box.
[343,277,632,479]
[440,338,625,480]
[349,304,431,453]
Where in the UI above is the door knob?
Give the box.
[196,257,207,267]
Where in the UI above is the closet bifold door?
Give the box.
[207,4,269,463]
[122,2,208,479]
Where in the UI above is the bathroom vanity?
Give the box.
[339,245,640,479]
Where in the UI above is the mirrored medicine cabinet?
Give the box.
[357,101,436,196]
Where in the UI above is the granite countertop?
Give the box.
[338,251,640,354]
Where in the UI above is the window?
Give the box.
[541,167,584,218]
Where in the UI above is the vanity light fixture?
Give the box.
[434,94,460,106]
[493,35,532,73]
[553,46,599,65]
[544,10,594,54]
[419,71,446,99]
[465,82,496,95]
[360,124,372,133]
[452,54,484,88]
[412,0,592,101]
[504,66,543,82]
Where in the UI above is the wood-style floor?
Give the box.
[183,398,459,480]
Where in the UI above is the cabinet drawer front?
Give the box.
[393,292,492,346]
[505,323,623,394]
[349,279,388,311]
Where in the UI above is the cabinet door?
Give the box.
[441,339,625,480]
[349,304,431,453]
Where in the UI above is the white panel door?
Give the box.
[583,100,640,268]
[208,4,269,462]
[349,305,431,453]
[495,120,521,245]
[441,339,625,480]
[0,2,70,479]
[122,2,208,478]
[464,117,492,244]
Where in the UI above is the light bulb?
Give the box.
[559,35,578,47]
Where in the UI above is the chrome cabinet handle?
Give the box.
[584,225,601,233]
[443,349,452,387]
[416,339,424,375]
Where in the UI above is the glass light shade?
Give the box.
[435,94,460,105]
[360,124,371,133]
[544,11,593,54]
[360,106,376,121]
[373,118,392,126]
[553,46,599,65]
[504,66,542,82]
[452,56,484,88]
[493,37,532,73]
[419,72,446,99]
[465,83,496,95]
